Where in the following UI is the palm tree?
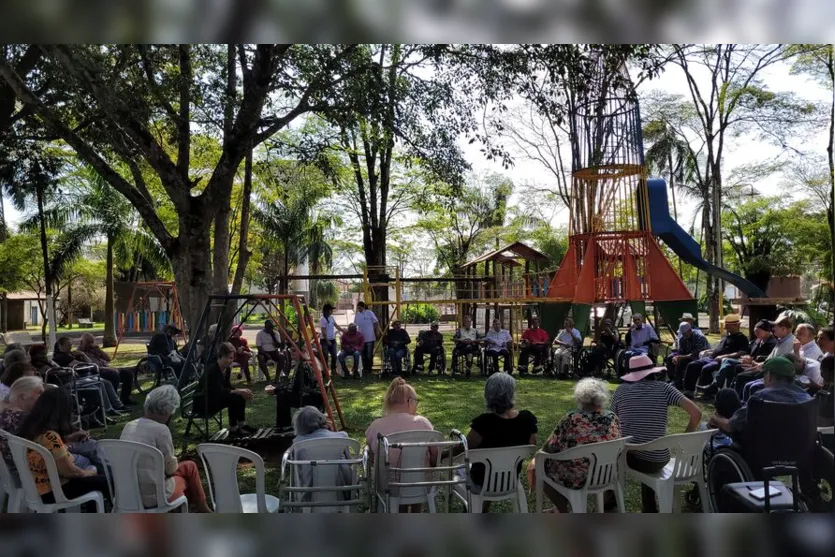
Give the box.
[25,170,167,346]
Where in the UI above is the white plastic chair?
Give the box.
[0,450,25,512]
[534,436,631,513]
[0,430,104,513]
[453,444,535,513]
[624,429,716,513]
[280,437,368,512]
[197,443,280,513]
[375,430,445,513]
[97,439,188,513]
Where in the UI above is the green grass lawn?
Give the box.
[100,342,716,513]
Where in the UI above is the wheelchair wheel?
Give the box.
[812,444,834,512]
[707,447,754,512]
[574,348,593,378]
[134,357,152,394]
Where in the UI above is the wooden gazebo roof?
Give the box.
[461,241,550,269]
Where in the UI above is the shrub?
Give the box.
[400,304,440,324]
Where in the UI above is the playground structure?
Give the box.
[354,56,781,352]
[112,282,186,357]
[181,294,345,438]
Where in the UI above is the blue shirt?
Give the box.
[628,325,658,354]
[729,382,812,433]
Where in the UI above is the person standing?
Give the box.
[354,302,381,375]
[319,304,345,375]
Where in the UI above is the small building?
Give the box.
[5,291,45,330]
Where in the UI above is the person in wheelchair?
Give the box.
[413,322,445,375]
[707,356,833,512]
[740,354,823,402]
[698,319,777,399]
[451,315,480,378]
[550,317,581,378]
[517,317,551,376]
[484,318,513,375]
[588,318,621,376]
[384,320,411,377]
[709,357,811,443]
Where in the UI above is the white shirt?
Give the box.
[354,310,378,343]
[799,340,824,362]
[120,417,176,508]
[256,329,281,352]
[457,327,478,341]
[319,315,336,340]
[797,358,823,387]
[555,328,582,346]
[484,329,512,352]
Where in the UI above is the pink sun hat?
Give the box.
[620,354,666,382]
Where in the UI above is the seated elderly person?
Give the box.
[517,316,551,376]
[669,322,711,397]
[52,336,127,418]
[625,313,659,356]
[195,342,255,436]
[338,324,365,379]
[794,323,824,362]
[228,325,254,384]
[740,353,823,401]
[589,319,622,375]
[452,315,480,378]
[149,324,186,378]
[682,314,749,397]
[120,385,212,512]
[79,332,136,406]
[0,349,29,396]
[462,373,538,509]
[817,355,833,428]
[290,406,354,503]
[27,344,54,377]
[384,320,411,377]
[709,356,812,443]
[527,378,621,512]
[484,318,513,375]
[0,361,36,401]
[551,317,582,377]
[413,322,444,375]
[0,344,26,379]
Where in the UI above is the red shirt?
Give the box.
[522,327,550,345]
[341,330,366,352]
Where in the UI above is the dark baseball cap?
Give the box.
[754,319,772,332]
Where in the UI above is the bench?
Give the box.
[180,381,223,440]
[77,318,94,329]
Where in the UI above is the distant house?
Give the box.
[5,291,45,330]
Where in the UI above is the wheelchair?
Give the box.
[382,344,412,376]
[483,346,514,375]
[703,397,834,512]
[450,343,483,376]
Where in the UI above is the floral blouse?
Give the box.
[542,409,620,489]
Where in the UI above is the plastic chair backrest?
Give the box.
[97,439,170,511]
[0,430,69,508]
[628,430,716,480]
[198,443,267,513]
[288,437,360,511]
[745,397,818,477]
[467,445,535,497]
[552,437,631,490]
[0,447,19,491]
[378,430,444,500]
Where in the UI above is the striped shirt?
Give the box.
[610,380,685,463]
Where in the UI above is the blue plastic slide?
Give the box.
[646,178,767,298]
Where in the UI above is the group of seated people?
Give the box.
[1,336,137,427]
[664,312,832,403]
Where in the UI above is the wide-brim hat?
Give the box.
[679,312,695,321]
[621,354,666,382]
[723,313,741,324]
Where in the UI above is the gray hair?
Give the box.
[484,373,516,414]
[3,349,28,368]
[144,385,181,417]
[796,323,816,336]
[293,406,328,436]
[574,378,609,410]
[8,376,43,403]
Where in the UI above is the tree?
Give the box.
[722,196,829,292]
[414,173,511,278]
[787,44,835,316]
[658,44,818,331]
[25,167,166,346]
[0,44,367,328]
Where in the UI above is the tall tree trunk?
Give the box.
[0,188,6,333]
[668,152,683,277]
[66,280,72,329]
[828,47,835,320]
[365,228,389,324]
[103,235,117,347]
[35,183,57,348]
[170,211,214,337]
[230,142,253,295]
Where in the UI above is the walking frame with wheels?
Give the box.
[375,430,470,513]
